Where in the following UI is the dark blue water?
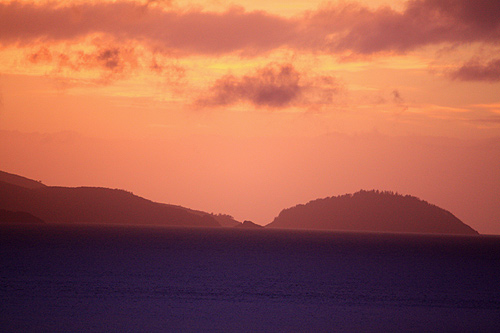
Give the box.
[1,225,500,332]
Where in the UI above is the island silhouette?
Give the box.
[267,190,478,235]
[1,170,478,234]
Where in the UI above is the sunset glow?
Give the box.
[1,0,499,233]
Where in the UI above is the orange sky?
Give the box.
[1,0,500,233]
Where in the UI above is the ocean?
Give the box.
[1,224,500,332]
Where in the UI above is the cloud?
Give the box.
[450,58,500,82]
[26,40,189,87]
[198,63,300,108]
[27,46,52,63]
[416,0,500,33]
[27,44,139,82]
[0,2,294,54]
[2,0,499,57]
[392,89,408,112]
[472,117,500,124]
[304,0,500,54]
[392,90,403,103]
[197,63,342,108]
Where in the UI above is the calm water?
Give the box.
[1,225,500,332]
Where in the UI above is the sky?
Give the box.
[1,0,499,233]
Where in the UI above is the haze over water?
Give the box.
[2,225,500,331]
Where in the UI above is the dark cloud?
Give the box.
[0,2,294,54]
[450,59,500,82]
[199,63,301,108]
[414,0,500,33]
[96,48,122,71]
[305,0,500,54]
[198,63,342,108]
[2,1,499,57]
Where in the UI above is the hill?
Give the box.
[171,208,242,227]
[234,220,263,229]
[212,214,243,227]
[0,170,46,189]
[0,209,45,225]
[267,190,478,235]
[0,172,219,227]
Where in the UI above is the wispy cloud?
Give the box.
[26,44,139,83]
[450,58,500,82]
[25,42,187,85]
[471,117,500,124]
[392,89,408,112]
[197,63,342,108]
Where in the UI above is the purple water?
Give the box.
[1,225,500,331]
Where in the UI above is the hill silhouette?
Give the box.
[234,220,263,229]
[211,214,243,227]
[0,170,46,189]
[0,209,45,225]
[267,190,478,235]
[172,209,242,227]
[0,172,219,227]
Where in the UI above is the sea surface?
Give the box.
[1,224,500,332]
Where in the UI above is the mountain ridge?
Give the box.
[0,170,479,234]
[0,172,219,227]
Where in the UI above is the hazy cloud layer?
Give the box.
[1,0,499,56]
[472,117,500,124]
[450,59,500,82]
[0,2,294,54]
[197,63,341,108]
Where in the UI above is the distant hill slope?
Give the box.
[234,220,263,229]
[0,174,219,227]
[171,208,242,227]
[210,214,242,227]
[0,170,46,189]
[0,209,45,225]
[267,190,478,235]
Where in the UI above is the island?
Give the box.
[267,190,478,235]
